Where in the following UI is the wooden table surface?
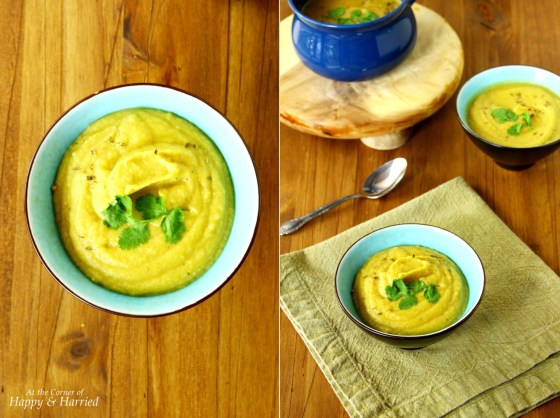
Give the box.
[280,1,560,417]
[0,1,277,417]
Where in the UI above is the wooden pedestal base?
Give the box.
[360,128,414,150]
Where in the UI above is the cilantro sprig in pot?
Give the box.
[102,193,186,250]
[327,7,380,25]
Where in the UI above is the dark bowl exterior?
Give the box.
[464,130,560,170]
[289,0,417,81]
[357,325,458,349]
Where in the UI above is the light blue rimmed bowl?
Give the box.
[335,224,485,349]
[457,65,560,170]
[26,84,259,317]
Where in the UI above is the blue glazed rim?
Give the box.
[335,224,486,340]
[456,65,560,151]
[288,0,415,30]
[25,83,260,318]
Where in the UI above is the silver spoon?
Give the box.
[280,157,407,236]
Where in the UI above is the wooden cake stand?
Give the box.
[280,4,464,150]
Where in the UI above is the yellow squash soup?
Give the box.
[352,246,469,335]
[467,82,560,147]
[302,0,401,24]
[53,108,235,296]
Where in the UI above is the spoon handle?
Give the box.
[280,193,362,236]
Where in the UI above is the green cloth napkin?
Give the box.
[280,177,560,418]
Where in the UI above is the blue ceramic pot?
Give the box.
[288,0,417,81]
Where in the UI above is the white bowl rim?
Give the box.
[335,223,486,339]
[25,83,260,317]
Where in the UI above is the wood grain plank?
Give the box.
[280,0,560,417]
[0,0,24,408]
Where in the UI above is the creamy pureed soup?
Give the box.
[468,82,560,148]
[302,0,401,25]
[53,108,235,296]
[352,245,469,335]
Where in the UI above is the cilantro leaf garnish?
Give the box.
[491,108,533,136]
[385,283,400,301]
[136,194,168,219]
[399,294,418,310]
[101,193,186,250]
[385,279,409,301]
[119,194,132,213]
[491,108,518,123]
[161,207,186,244]
[102,195,131,229]
[337,17,353,24]
[507,123,524,136]
[424,284,440,304]
[350,9,362,18]
[407,280,427,295]
[395,279,408,295]
[385,278,439,309]
[328,7,345,18]
[363,11,378,21]
[333,9,378,25]
[118,224,150,250]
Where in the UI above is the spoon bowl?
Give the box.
[280,158,407,235]
[362,157,407,196]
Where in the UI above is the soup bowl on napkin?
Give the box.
[335,224,485,349]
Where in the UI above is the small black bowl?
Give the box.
[456,65,560,170]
